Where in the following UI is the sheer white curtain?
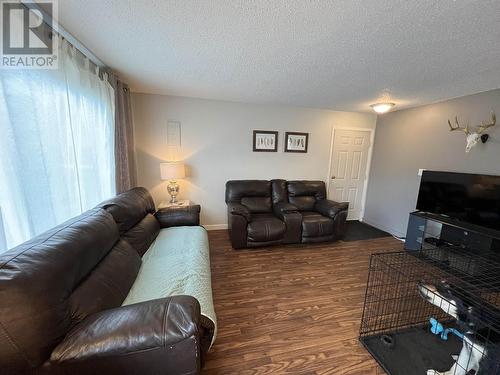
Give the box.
[0,38,115,252]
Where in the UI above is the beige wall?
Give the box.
[132,94,377,228]
[364,88,500,237]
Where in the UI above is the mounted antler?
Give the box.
[448,116,470,135]
[477,112,496,134]
[447,112,497,153]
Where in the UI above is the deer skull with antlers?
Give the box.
[448,112,496,152]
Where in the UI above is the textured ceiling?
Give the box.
[58,0,500,112]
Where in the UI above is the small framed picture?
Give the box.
[284,132,309,153]
[253,130,278,152]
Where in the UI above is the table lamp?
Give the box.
[160,162,186,204]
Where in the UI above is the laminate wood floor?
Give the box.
[204,230,404,374]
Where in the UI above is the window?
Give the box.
[0,208,6,253]
[0,39,115,252]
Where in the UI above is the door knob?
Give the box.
[331,176,336,179]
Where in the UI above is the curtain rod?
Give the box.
[22,1,107,68]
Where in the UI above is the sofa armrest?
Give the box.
[155,205,201,228]
[227,203,252,222]
[51,296,201,364]
[315,199,349,219]
[273,202,302,244]
[272,202,298,219]
[227,203,250,249]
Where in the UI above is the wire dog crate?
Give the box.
[359,246,500,375]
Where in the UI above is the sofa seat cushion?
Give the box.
[247,214,286,242]
[301,211,334,237]
[122,226,216,347]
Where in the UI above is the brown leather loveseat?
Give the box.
[226,180,348,249]
[0,187,212,375]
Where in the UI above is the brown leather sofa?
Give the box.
[0,187,211,375]
[226,180,348,249]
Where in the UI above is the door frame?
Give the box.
[326,126,376,221]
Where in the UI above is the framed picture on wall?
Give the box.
[253,130,278,152]
[284,132,309,153]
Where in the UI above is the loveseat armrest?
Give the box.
[227,203,250,249]
[315,200,349,240]
[273,202,302,244]
[50,296,202,374]
[227,203,252,222]
[272,202,298,219]
[315,199,349,219]
[155,205,201,228]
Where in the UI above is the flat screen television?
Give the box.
[416,171,500,232]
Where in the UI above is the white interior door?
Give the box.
[328,129,372,220]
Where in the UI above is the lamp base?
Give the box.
[167,180,180,204]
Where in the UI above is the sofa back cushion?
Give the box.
[123,214,160,256]
[98,187,156,234]
[271,179,288,204]
[69,239,141,326]
[240,197,272,213]
[98,187,159,256]
[287,181,327,211]
[225,180,272,213]
[0,209,119,372]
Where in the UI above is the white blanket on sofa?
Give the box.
[122,226,217,346]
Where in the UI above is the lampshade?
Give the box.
[160,162,186,180]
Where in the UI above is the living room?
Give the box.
[1,1,500,374]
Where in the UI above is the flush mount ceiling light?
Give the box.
[370,102,395,114]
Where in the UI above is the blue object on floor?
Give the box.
[430,318,444,335]
[429,318,464,341]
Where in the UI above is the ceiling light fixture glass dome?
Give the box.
[370,102,395,114]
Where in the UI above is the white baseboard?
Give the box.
[203,224,228,231]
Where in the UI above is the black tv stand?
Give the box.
[405,211,500,255]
